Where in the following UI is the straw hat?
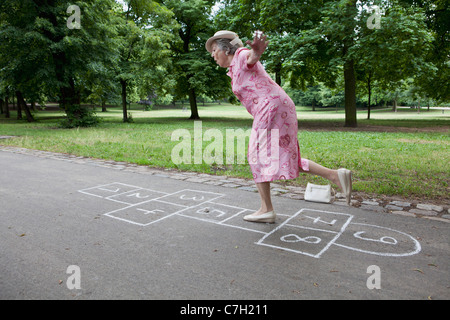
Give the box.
[205,30,243,53]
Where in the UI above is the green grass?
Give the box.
[1,103,449,202]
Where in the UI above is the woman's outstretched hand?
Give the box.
[246,30,269,65]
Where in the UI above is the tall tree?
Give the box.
[115,0,176,122]
[0,0,119,127]
[357,1,435,115]
[398,0,449,103]
[164,0,217,120]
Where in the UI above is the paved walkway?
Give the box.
[1,145,448,222]
[1,145,449,300]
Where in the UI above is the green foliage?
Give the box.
[214,0,447,126]
[0,0,448,127]
[59,104,100,128]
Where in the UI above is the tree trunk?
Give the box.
[4,97,10,118]
[344,58,357,127]
[274,61,282,86]
[342,0,357,127]
[120,79,128,122]
[367,73,372,120]
[16,95,22,120]
[16,91,35,122]
[188,87,200,120]
[60,78,82,117]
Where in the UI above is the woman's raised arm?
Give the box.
[245,30,269,66]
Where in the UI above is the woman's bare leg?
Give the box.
[243,181,276,222]
[306,160,343,191]
[247,160,347,219]
[250,182,273,215]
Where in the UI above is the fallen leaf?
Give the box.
[412,268,424,274]
[19,233,26,237]
[313,282,319,287]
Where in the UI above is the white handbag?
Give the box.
[304,183,335,203]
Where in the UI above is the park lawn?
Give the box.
[0,103,449,202]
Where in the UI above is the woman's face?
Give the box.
[211,43,233,68]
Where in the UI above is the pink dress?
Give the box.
[227,48,309,183]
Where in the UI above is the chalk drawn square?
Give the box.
[79,182,141,199]
[106,188,168,205]
[178,202,247,223]
[286,209,353,234]
[105,200,185,226]
[156,189,224,207]
[257,225,339,258]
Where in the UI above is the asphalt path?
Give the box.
[0,149,448,301]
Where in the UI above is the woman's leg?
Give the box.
[245,160,350,223]
[243,181,276,223]
[250,161,343,216]
[305,159,352,204]
[249,181,273,215]
[306,160,342,191]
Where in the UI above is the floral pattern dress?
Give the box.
[227,47,309,183]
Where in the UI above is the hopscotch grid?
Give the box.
[103,190,225,227]
[78,183,422,259]
[104,188,224,213]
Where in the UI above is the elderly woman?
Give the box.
[206,30,352,223]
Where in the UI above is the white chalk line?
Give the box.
[333,223,422,257]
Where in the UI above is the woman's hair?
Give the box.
[215,38,240,55]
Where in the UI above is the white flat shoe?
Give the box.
[338,168,352,205]
[243,211,276,223]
